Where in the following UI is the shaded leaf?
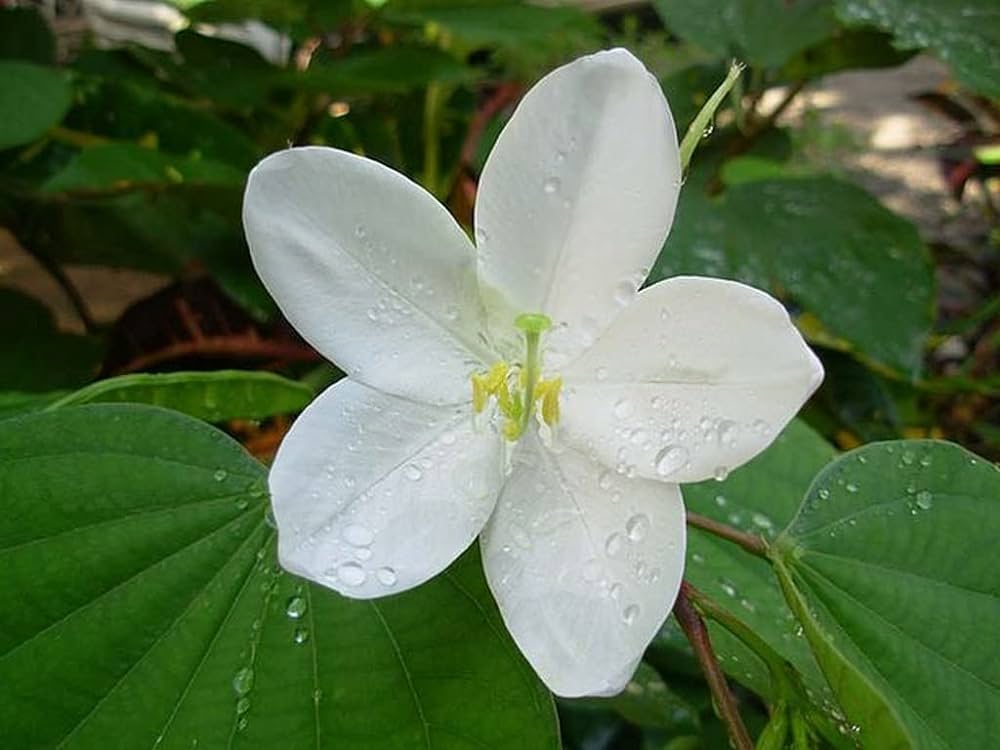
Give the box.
[0,61,71,149]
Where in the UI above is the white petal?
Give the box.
[481,434,685,697]
[271,378,503,599]
[245,146,495,405]
[474,49,681,366]
[561,276,824,483]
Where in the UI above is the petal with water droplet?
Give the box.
[245,147,497,404]
[561,277,823,482]
[271,379,504,598]
[474,49,681,367]
[480,432,685,697]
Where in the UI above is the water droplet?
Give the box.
[718,579,737,597]
[376,567,398,586]
[595,366,608,381]
[714,494,728,507]
[702,120,715,138]
[609,582,622,599]
[654,445,688,477]
[543,176,560,194]
[404,464,423,481]
[915,491,933,510]
[237,716,248,732]
[901,451,915,466]
[598,470,613,491]
[354,224,367,239]
[293,626,310,645]
[846,482,859,493]
[235,498,249,511]
[236,696,251,715]
[213,469,228,482]
[622,604,639,625]
[336,562,366,586]
[691,552,705,564]
[285,596,307,619]
[713,465,729,482]
[232,667,254,697]
[342,524,374,547]
[625,514,650,542]
[613,398,635,420]
[605,532,624,557]
[919,455,932,467]
[717,420,738,446]
[818,487,830,500]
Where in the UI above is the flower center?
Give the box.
[470,313,562,441]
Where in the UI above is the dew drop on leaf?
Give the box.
[285,596,307,620]
[232,667,254,697]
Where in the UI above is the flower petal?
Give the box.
[271,378,503,599]
[561,276,824,483]
[480,434,685,697]
[474,48,681,366]
[245,146,495,405]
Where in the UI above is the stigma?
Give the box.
[470,313,562,441]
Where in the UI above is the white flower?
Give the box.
[243,48,823,697]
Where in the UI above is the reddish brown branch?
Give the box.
[685,511,768,558]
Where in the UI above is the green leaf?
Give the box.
[834,0,1000,97]
[773,440,1000,748]
[679,420,836,702]
[652,0,837,68]
[0,7,55,64]
[0,405,558,748]
[47,371,315,422]
[0,289,101,392]
[780,28,913,81]
[43,143,245,193]
[0,61,71,149]
[653,176,934,378]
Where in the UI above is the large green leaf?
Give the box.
[834,0,1000,97]
[773,440,1000,748]
[652,0,837,68]
[47,371,315,422]
[43,143,245,193]
[0,405,558,748]
[678,420,835,703]
[0,61,71,149]
[653,176,934,378]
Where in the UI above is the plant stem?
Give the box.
[423,82,444,197]
[679,59,745,172]
[674,582,754,750]
[686,511,768,558]
[23,242,97,333]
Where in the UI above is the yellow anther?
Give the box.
[471,374,489,413]
[538,377,562,426]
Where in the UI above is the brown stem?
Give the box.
[28,247,97,333]
[686,511,768,558]
[674,582,754,750]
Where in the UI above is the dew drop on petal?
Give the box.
[336,562,366,587]
[605,532,624,557]
[622,604,639,625]
[713,466,729,482]
[543,176,560,194]
[376,567,398,586]
[404,464,423,481]
[342,524,374,547]
[625,514,650,542]
[654,445,688,477]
